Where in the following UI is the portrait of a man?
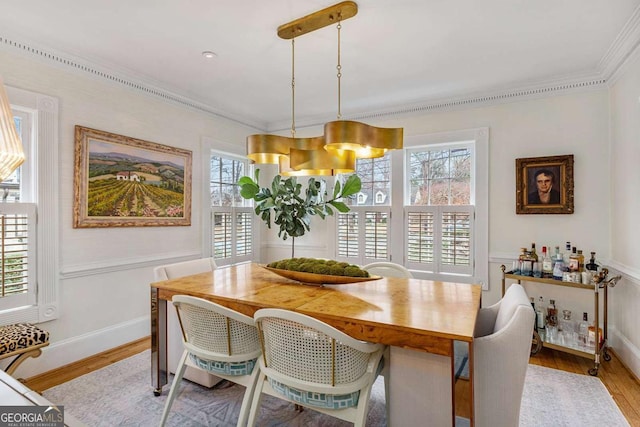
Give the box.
[528,168,560,205]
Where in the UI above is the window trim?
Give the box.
[202,139,257,266]
[398,128,489,289]
[0,85,60,325]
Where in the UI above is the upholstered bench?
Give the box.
[0,323,49,377]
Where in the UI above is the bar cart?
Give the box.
[501,265,621,376]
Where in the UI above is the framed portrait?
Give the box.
[73,126,192,227]
[515,154,574,214]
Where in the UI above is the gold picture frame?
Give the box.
[516,154,574,214]
[73,126,192,227]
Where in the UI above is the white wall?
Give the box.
[609,45,640,378]
[0,49,257,376]
[1,44,637,379]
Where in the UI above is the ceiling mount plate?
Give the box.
[277,1,358,39]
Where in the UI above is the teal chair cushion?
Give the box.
[189,354,257,376]
[267,378,360,409]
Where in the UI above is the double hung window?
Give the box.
[209,154,253,266]
[334,128,488,287]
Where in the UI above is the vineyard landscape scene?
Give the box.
[87,141,186,218]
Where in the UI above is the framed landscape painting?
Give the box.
[73,126,192,227]
[515,154,574,214]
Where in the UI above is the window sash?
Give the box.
[0,203,36,310]
[405,205,473,275]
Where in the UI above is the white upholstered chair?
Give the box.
[362,261,413,278]
[471,283,535,427]
[247,309,386,427]
[159,295,261,427]
[153,258,219,387]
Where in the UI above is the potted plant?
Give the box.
[238,170,361,258]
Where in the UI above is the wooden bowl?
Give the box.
[262,265,381,285]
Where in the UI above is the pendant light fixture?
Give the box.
[246,1,402,175]
[0,76,25,181]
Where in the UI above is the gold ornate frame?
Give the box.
[73,126,192,227]
[516,154,574,214]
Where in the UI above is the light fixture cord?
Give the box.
[336,19,342,120]
[291,38,296,137]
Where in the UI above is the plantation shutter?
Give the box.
[212,207,253,265]
[336,207,390,265]
[0,203,36,310]
[405,205,473,275]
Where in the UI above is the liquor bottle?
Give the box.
[578,312,589,346]
[546,299,558,327]
[585,252,598,271]
[536,296,545,330]
[530,297,538,332]
[569,247,579,272]
[563,241,572,264]
[577,250,585,272]
[530,243,538,263]
[588,321,604,349]
[542,246,553,278]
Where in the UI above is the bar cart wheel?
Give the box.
[603,349,612,362]
[154,388,162,396]
[588,367,599,376]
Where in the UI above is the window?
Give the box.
[209,153,253,266]
[405,146,474,276]
[0,86,59,324]
[336,155,391,265]
[333,128,488,288]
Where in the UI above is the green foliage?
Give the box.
[267,258,369,278]
[238,170,361,249]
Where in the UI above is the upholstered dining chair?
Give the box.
[471,283,535,427]
[159,295,261,427]
[154,257,219,387]
[362,261,413,278]
[247,308,387,427]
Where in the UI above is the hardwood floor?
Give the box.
[23,338,640,426]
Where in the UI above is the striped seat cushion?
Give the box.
[188,354,257,376]
[268,378,360,409]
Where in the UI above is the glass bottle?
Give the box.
[536,296,546,330]
[563,241,572,264]
[578,312,589,347]
[586,252,598,271]
[530,243,538,263]
[542,246,553,278]
[552,253,565,281]
[588,321,603,349]
[577,250,585,272]
[546,299,558,327]
[569,247,579,272]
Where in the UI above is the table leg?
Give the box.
[150,287,168,395]
[389,346,454,426]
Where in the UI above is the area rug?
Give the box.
[43,350,629,426]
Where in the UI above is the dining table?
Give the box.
[150,262,482,426]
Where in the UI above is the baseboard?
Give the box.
[609,326,640,381]
[15,316,150,378]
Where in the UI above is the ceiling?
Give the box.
[2,1,639,131]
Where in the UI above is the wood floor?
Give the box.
[23,338,640,426]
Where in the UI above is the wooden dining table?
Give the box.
[150,262,482,426]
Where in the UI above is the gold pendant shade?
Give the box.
[246,2,403,176]
[0,76,25,181]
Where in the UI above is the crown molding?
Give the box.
[267,74,608,132]
[0,34,266,131]
[599,4,640,85]
[3,5,640,135]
